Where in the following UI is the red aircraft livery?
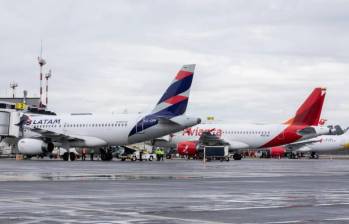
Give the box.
[171,88,330,159]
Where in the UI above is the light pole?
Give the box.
[10,82,18,98]
[45,69,52,107]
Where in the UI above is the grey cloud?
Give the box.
[0,0,348,127]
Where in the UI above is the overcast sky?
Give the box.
[0,0,348,126]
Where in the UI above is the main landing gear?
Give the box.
[310,152,319,159]
[100,148,113,161]
[62,152,76,161]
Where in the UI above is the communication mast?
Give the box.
[37,41,46,108]
[9,82,18,98]
[45,69,52,106]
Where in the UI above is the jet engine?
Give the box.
[177,141,198,157]
[269,146,286,158]
[18,138,54,155]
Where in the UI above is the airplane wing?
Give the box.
[297,126,331,138]
[122,145,137,154]
[25,126,108,147]
[25,127,84,142]
[284,138,322,152]
[198,131,249,150]
[297,126,321,136]
[198,131,226,145]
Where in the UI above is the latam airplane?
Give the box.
[170,87,330,160]
[18,64,201,161]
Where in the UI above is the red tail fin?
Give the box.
[290,87,326,126]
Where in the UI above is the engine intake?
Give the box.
[18,138,54,155]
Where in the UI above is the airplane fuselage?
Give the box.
[23,113,199,147]
[171,123,329,149]
[296,134,349,153]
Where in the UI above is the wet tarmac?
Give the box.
[1,159,349,223]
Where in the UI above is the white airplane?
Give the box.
[283,129,349,158]
[169,87,331,160]
[17,64,201,161]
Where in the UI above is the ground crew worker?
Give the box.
[159,148,165,161]
[155,148,161,161]
[90,149,95,161]
[139,150,143,161]
[81,148,87,161]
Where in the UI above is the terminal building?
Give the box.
[0,97,40,109]
[0,96,56,115]
[0,96,56,156]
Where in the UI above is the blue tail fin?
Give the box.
[151,64,195,117]
[128,64,196,137]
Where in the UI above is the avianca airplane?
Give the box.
[18,64,201,161]
[170,87,330,160]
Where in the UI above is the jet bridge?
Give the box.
[0,109,20,139]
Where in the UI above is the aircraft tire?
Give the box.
[100,149,113,161]
[233,153,242,160]
[69,152,76,161]
[62,152,69,161]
